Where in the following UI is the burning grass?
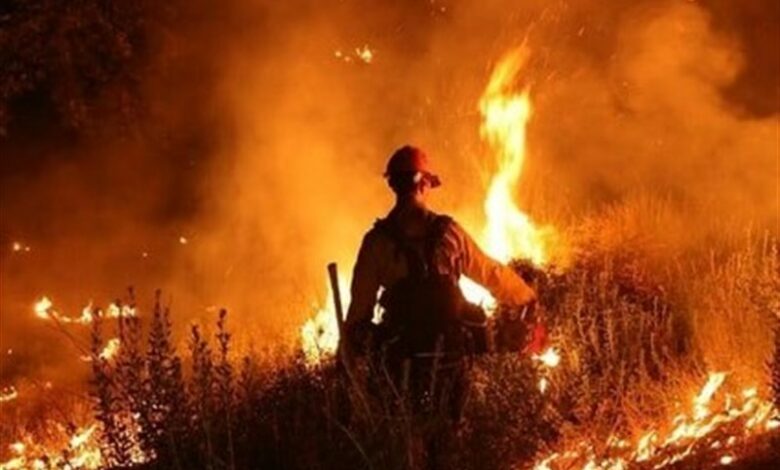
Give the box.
[2,211,778,470]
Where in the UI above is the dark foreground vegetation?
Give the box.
[86,224,780,470]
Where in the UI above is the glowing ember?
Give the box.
[334,45,375,64]
[0,386,19,403]
[10,241,30,252]
[355,45,373,63]
[539,377,550,394]
[81,338,121,362]
[534,347,561,368]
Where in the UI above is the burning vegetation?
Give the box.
[1,1,779,469]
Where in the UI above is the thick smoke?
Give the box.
[1,0,777,384]
[185,0,778,337]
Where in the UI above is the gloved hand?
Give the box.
[525,321,548,355]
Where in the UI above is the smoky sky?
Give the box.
[0,0,778,383]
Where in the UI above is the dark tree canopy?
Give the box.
[0,0,174,137]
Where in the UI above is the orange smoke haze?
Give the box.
[0,0,777,384]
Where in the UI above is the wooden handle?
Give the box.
[327,262,345,335]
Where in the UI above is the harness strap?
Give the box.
[373,214,453,279]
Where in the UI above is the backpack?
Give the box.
[373,215,479,357]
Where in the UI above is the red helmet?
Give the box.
[384,145,441,188]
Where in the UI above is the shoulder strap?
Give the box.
[373,214,454,279]
[423,215,453,272]
[373,218,427,278]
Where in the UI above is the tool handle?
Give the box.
[327,262,345,335]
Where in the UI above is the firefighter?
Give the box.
[343,145,537,413]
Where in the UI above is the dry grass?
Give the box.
[3,197,778,469]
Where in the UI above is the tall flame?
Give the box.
[460,46,554,309]
[478,46,550,266]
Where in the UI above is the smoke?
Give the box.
[0,0,777,382]
[528,2,777,229]
[185,0,777,336]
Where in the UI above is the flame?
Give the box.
[457,47,558,312]
[533,372,779,469]
[0,424,103,470]
[477,47,552,266]
[300,277,350,364]
[33,297,52,320]
[33,297,135,325]
[0,414,147,470]
[80,338,122,362]
[4,300,146,470]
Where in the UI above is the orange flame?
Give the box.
[33,297,135,325]
[533,372,779,469]
[300,277,350,364]
[460,46,557,310]
[477,46,553,266]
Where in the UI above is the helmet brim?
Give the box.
[423,173,441,188]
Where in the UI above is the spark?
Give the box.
[534,347,561,368]
[334,45,374,64]
[719,455,735,465]
[0,386,18,403]
[355,45,373,63]
[179,236,188,245]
